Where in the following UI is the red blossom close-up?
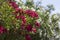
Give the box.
[25,10,39,18]
[25,34,32,40]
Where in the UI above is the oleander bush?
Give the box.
[0,0,60,40]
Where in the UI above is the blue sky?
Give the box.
[34,0,60,14]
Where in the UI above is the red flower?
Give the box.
[16,15,26,24]
[0,26,7,34]
[15,8,21,12]
[15,8,24,13]
[26,24,32,32]
[9,1,18,9]
[25,34,32,40]
[32,27,36,33]
[20,24,25,30]
[22,19,26,24]
[16,16,20,19]
[20,16,25,20]
[13,8,24,16]
[35,21,40,27]
[20,16,26,24]
[25,10,38,18]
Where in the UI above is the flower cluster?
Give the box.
[9,1,18,9]
[25,34,32,40]
[0,26,7,34]
[9,1,40,40]
[0,1,40,40]
[25,10,39,18]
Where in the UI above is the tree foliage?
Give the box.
[0,0,60,40]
